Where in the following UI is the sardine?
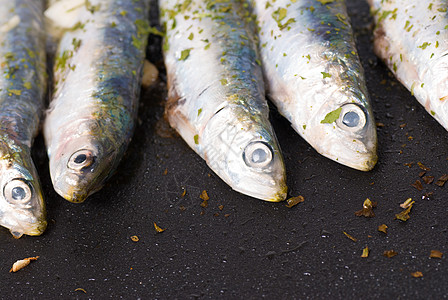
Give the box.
[44,0,150,203]
[369,0,448,130]
[160,0,287,201]
[0,0,47,237]
[252,0,377,171]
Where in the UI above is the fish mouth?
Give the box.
[201,105,288,202]
[5,215,47,238]
[234,183,288,202]
[53,172,103,203]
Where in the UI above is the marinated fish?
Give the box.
[44,0,150,203]
[160,0,287,201]
[253,0,377,171]
[369,0,448,130]
[0,0,47,237]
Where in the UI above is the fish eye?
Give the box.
[67,149,95,171]
[243,142,273,168]
[337,104,366,131]
[4,179,32,204]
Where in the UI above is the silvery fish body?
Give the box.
[0,0,47,237]
[160,0,287,201]
[44,0,150,203]
[253,0,377,171]
[369,0,448,130]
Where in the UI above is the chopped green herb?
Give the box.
[179,49,191,60]
[321,107,341,123]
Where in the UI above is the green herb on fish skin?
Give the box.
[438,8,447,12]
[436,41,439,48]
[147,26,165,37]
[132,35,143,50]
[70,21,85,31]
[72,38,82,50]
[428,3,433,10]
[220,78,228,85]
[277,18,295,30]
[179,49,191,60]
[120,10,128,16]
[316,0,334,4]
[303,125,306,130]
[418,42,431,50]
[7,89,21,96]
[111,21,117,27]
[404,20,410,30]
[204,43,211,50]
[431,110,436,116]
[55,50,73,71]
[197,108,202,116]
[23,82,32,90]
[194,134,199,144]
[188,32,194,40]
[273,7,287,22]
[335,13,348,26]
[255,59,261,66]
[321,72,331,79]
[85,0,101,14]
[321,107,342,124]
[393,62,397,72]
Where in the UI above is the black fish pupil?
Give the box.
[12,187,26,200]
[74,154,87,164]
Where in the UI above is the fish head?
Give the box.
[49,134,117,203]
[200,105,287,201]
[0,142,46,238]
[302,92,377,171]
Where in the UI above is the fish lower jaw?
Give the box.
[232,183,288,202]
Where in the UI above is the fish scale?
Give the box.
[369,0,448,131]
[160,0,287,201]
[44,0,150,203]
[252,0,377,171]
[0,0,47,237]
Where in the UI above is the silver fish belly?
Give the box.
[44,0,150,203]
[160,0,287,201]
[0,0,47,237]
[369,0,448,130]
[253,0,377,171]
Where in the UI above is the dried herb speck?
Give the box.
[285,195,305,208]
[435,174,448,187]
[411,271,423,278]
[422,176,434,184]
[355,198,377,217]
[395,201,414,221]
[361,247,369,258]
[411,180,423,191]
[343,231,357,242]
[417,162,431,171]
[383,250,398,258]
[378,224,388,234]
[430,250,443,259]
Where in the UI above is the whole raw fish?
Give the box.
[252,0,377,171]
[369,0,448,130]
[44,0,150,203]
[0,0,47,237]
[160,0,287,201]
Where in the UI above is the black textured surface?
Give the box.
[1,0,447,298]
